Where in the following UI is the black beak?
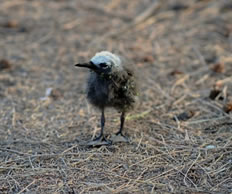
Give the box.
[75,62,98,71]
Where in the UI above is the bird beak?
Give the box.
[75,62,98,71]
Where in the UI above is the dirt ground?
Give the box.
[0,0,232,193]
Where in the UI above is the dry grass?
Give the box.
[0,0,232,193]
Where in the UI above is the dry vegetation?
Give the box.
[0,0,232,193]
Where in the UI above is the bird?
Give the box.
[75,51,138,146]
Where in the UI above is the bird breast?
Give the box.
[86,72,109,109]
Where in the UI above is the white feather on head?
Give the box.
[90,51,122,69]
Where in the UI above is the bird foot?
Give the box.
[85,135,112,147]
[110,133,129,143]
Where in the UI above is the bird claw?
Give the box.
[85,136,112,147]
[110,133,129,143]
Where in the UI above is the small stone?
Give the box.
[205,145,216,149]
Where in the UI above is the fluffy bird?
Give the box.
[75,51,138,146]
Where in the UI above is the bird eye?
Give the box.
[99,63,108,68]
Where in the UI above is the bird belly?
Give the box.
[86,76,109,109]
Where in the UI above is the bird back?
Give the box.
[107,67,138,112]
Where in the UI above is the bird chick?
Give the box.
[75,51,138,146]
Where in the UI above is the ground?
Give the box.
[0,0,232,193]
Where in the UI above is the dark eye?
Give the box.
[99,63,108,68]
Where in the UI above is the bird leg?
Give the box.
[111,112,129,143]
[86,108,111,146]
[94,108,105,140]
[116,111,125,136]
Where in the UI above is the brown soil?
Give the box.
[0,0,232,193]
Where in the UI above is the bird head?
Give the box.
[75,51,122,74]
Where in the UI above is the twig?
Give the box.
[0,148,31,156]
[17,179,36,194]
[210,178,232,192]
[183,152,200,188]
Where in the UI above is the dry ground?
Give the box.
[0,0,232,193]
